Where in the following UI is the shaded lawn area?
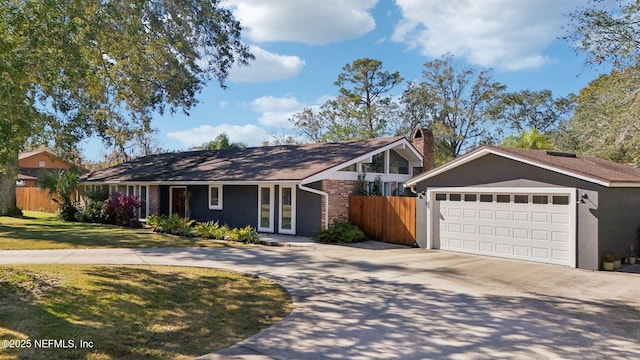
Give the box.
[0,211,243,250]
[0,264,293,360]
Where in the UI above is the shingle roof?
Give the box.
[82,137,407,183]
[406,146,640,187]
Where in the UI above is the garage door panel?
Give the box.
[532,247,549,259]
[435,190,574,267]
[495,243,511,254]
[495,210,510,220]
[531,212,549,223]
[532,230,549,241]
[513,228,529,239]
[513,245,529,256]
[513,211,529,221]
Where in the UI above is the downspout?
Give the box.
[298,183,329,230]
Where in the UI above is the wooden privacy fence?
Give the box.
[349,195,416,246]
[16,187,59,213]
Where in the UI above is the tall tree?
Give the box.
[492,90,576,135]
[290,58,402,142]
[563,0,640,69]
[401,55,505,162]
[556,69,640,163]
[335,58,403,139]
[0,0,253,215]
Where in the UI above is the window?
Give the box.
[496,194,510,203]
[480,194,493,202]
[449,193,461,201]
[209,185,223,210]
[38,160,46,167]
[139,185,148,219]
[514,195,529,203]
[435,193,446,201]
[532,195,548,204]
[339,163,357,172]
[464,194,477,202]
[362,152,385,173]
[389,150,409,174]
[552,195,570,205]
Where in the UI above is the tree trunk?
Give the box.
[0,153,19,216]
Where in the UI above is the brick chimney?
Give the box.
[411,128,435,174]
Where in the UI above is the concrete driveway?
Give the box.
[1,242,639,359]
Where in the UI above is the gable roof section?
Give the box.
[82,137,412,183]
[406,146,640,188]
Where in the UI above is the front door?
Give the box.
[170,187,187,217]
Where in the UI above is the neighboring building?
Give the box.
[81,135,431,237]
[17,149,75,187]
[406,146,640,270]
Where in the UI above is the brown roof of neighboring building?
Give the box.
[406,145,640,187]
[82,137,408,183]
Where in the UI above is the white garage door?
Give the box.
[431,189,575,267]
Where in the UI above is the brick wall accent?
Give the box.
[148,185,160,216]
[321,179,358,227]
[411,128,435,174]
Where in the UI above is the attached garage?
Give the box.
[406,146,640,270]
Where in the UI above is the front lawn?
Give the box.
[0,211,244,250]
[0,264,293,360]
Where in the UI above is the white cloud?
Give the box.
[229,46,305,83]
[167,124,270,148]
[225,0,378,44]
[251,95,304,128]
[392,0,580,71]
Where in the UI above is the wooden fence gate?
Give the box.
[16,187,59,213]
[348,195,416,246]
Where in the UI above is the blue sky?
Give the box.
[81,0,605,161]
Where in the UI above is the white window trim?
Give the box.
[208,184,223,210]
[258,185,274,232]
[278,186,296,235]
[138,185,149,221]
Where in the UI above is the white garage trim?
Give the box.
[426,187,577,268]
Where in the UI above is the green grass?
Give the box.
[0,211,246,250]
[0,264,293,360]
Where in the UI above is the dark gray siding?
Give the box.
[598,188,640,263]
[413,154,602,191]
[297,184,322,237]
[193,185,259,228]
[156,184,324,236]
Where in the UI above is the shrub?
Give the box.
[76,189,110,223]
[146,214,194,237]
[59,203,78,222]
[314,222,366,243]
[103,192,141,226]
[229,225,259,243]
[194,221,226,239]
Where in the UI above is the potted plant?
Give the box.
[614,255,622,270]
[602,253,615,271]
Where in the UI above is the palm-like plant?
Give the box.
[501,129,555,150]
[37,167,80,220]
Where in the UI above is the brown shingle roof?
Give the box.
[407,145,640,187]
[491,146,640,184]
[82,137,406,183]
